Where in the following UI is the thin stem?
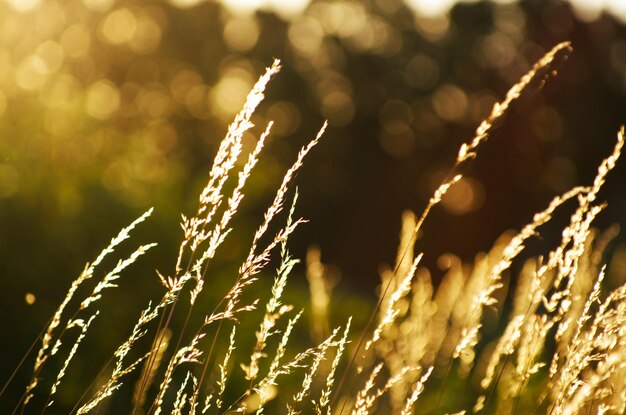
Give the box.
[0,318,50,405]
[132,298,177,415]
[68,356,115,415]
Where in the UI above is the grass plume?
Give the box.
[6,43,626,415]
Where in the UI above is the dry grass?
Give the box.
[3,41,626,415]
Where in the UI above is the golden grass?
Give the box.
[4,41,626,415]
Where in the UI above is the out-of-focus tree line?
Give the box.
[2,0,626,409]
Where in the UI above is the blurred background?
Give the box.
[2,0,626,411]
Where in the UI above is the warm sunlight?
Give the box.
[2,0,626,414]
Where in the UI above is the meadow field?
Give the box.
[2,0,626,414]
